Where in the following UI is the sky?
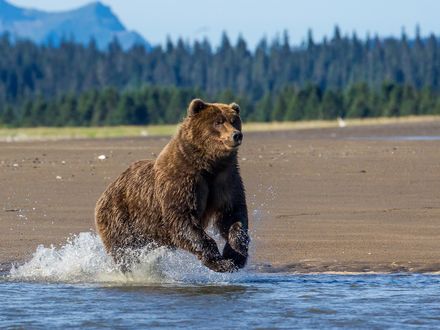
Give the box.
[9,0,440,48]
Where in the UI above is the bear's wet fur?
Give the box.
[95,99,249,272]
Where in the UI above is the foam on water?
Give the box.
[8,232,247,285]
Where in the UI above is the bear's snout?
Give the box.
[232,131,243,145]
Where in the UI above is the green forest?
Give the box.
[1,27,440,126]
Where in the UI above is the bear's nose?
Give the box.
[232,131,243,143]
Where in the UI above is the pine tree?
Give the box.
[272,89,288,121]
[321,90,343,119]
[253,92,272,122]
[303,85,322,119]
[346,83,371,118]
[419,87,435,114]
[1,105,16,126]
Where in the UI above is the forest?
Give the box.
[1,26,440,126]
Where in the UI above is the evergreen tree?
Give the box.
[303,85,322,119]
[346,83,371,118]
[321,90,343,119]
[419,87,435,114]
[253,92,272,122]
[272,88,289,121]
[1,105,16,126]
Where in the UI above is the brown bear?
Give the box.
[95,99,249,273]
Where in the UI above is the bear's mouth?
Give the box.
[222,139,241,150]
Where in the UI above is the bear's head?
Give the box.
[181,99,243,158]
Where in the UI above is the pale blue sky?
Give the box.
[9,0,440,47]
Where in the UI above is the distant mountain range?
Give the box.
[0,0,150,50]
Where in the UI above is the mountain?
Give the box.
[0,0,150,50]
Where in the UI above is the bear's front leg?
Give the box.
[200,245,237,273]
[222,221,250,269]
[158,181,238,273]
[172,221,237,273]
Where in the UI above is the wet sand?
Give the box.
[1,120,440,273]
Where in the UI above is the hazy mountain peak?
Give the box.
[77,1,114,16]
[0,0,36,21]
[0,0,150,50]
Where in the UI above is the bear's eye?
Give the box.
[215,119,224,126]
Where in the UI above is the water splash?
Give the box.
[248,184,277,265]
[8,232,248,285]
[249,184,277,225]
[7,186,279,285]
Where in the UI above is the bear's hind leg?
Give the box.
[110,247,135,273]
[108,232,154,273]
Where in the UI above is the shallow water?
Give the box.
[351,135,440,141]
[2,274,440,328]
[1,233,440,328]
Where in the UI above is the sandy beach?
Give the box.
[1,120,440,273]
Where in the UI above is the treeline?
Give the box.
[1,83,439,127]
[1,27,440,105]
[1,27,440,126]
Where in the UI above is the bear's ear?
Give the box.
[230,102,240,114]
[188,99,208,116]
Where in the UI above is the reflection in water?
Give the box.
[108,284,250,297]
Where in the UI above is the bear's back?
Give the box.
[95,159,157,226]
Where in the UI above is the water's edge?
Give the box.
[3,259,440,279]
[2,232,440,285]
[3,257,440,283]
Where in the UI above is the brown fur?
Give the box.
[95,99,249,272]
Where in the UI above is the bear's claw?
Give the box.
[203,257,238,273]
[228,222,250,257]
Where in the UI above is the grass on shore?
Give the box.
[0,115,439,141]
